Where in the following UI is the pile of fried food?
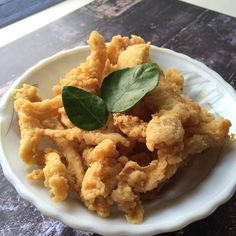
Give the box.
[13,31,231,223]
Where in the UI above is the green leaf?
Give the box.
[101,63,160,112]
[62,86,108,130]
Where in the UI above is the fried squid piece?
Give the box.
[20,95,62,120]
[14,86,44,165]
[165,69,184,93]
[146,113,184,151]
[113,113,147,142]
[113,103,230,223]
[14,83,41,102]
[43,151,69,202]
[54,31,107,95]
[144,73,185,112]
[111,182,143,224]
[51,122,85,197]
[144,68,230,152]
[107,35,130,65]
[56,138,85,197]
[129,35,146,45]
[14,90,62,165]
[107,34,146,65]
[104,34,147,78]
[117,152,181,194]
[116,113,231,196]
[81,139,122,217]
[117,44,150,69]
[145,100,230,152]
[43,127,130,148]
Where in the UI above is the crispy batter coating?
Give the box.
[43,151,69,202]
[54,31,107,95]
[81,139,122,217]
[129,35,146,45]
[107,34,147,66]
[111,182,143,224]
[113,113,147,142]
[27,169,44,181]
[146,114,184,151]
[117,44,150,69]
[54,122,85,197]
[20,96,62,119]
[165,69,184,93]
[14,95,44,165]
[43,127,130,147]
[57,139,85,196]
[107,35,130,65]
[14,31,231,224]
[14,83,41,102]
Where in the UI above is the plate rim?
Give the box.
[0,45,236,236]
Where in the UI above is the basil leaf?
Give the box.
[62,86,108,130]
[101,63,160,112]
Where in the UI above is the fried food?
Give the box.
[53,31,107,95]
[42,151,69,201]
[113,113,147,142]
[43,127,130,147]
[14,31,231,224]
[27,151,69,202]
[117,44,150,69]
[81,139,122,217]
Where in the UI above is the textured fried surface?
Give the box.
[81,139,122,217]
[117,44,150,69]
[14,31,231,224]
[43,151,69,202]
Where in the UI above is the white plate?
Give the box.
[0,46,236,236]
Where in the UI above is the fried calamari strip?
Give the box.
[165,69,184,93]
[14,84,41,102]
[107,34,146,65]
[20,96,62,119]
[56,139,84,196]
[14,91,62,165]
[146,113,184,151]
[43,151,69,202]
[117,44,150,69]
[107,35,130,65]
[14,95,44,165]
[54,31,107,95]
[129,35,146,45]
[81,139,122,217]
[111,182,143,224]
[53,122,85,197]
[113,114,147,143]
[43,127,130,147]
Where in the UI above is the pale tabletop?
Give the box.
[0,0,236,235]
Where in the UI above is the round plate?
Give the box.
[0,46,236,236]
